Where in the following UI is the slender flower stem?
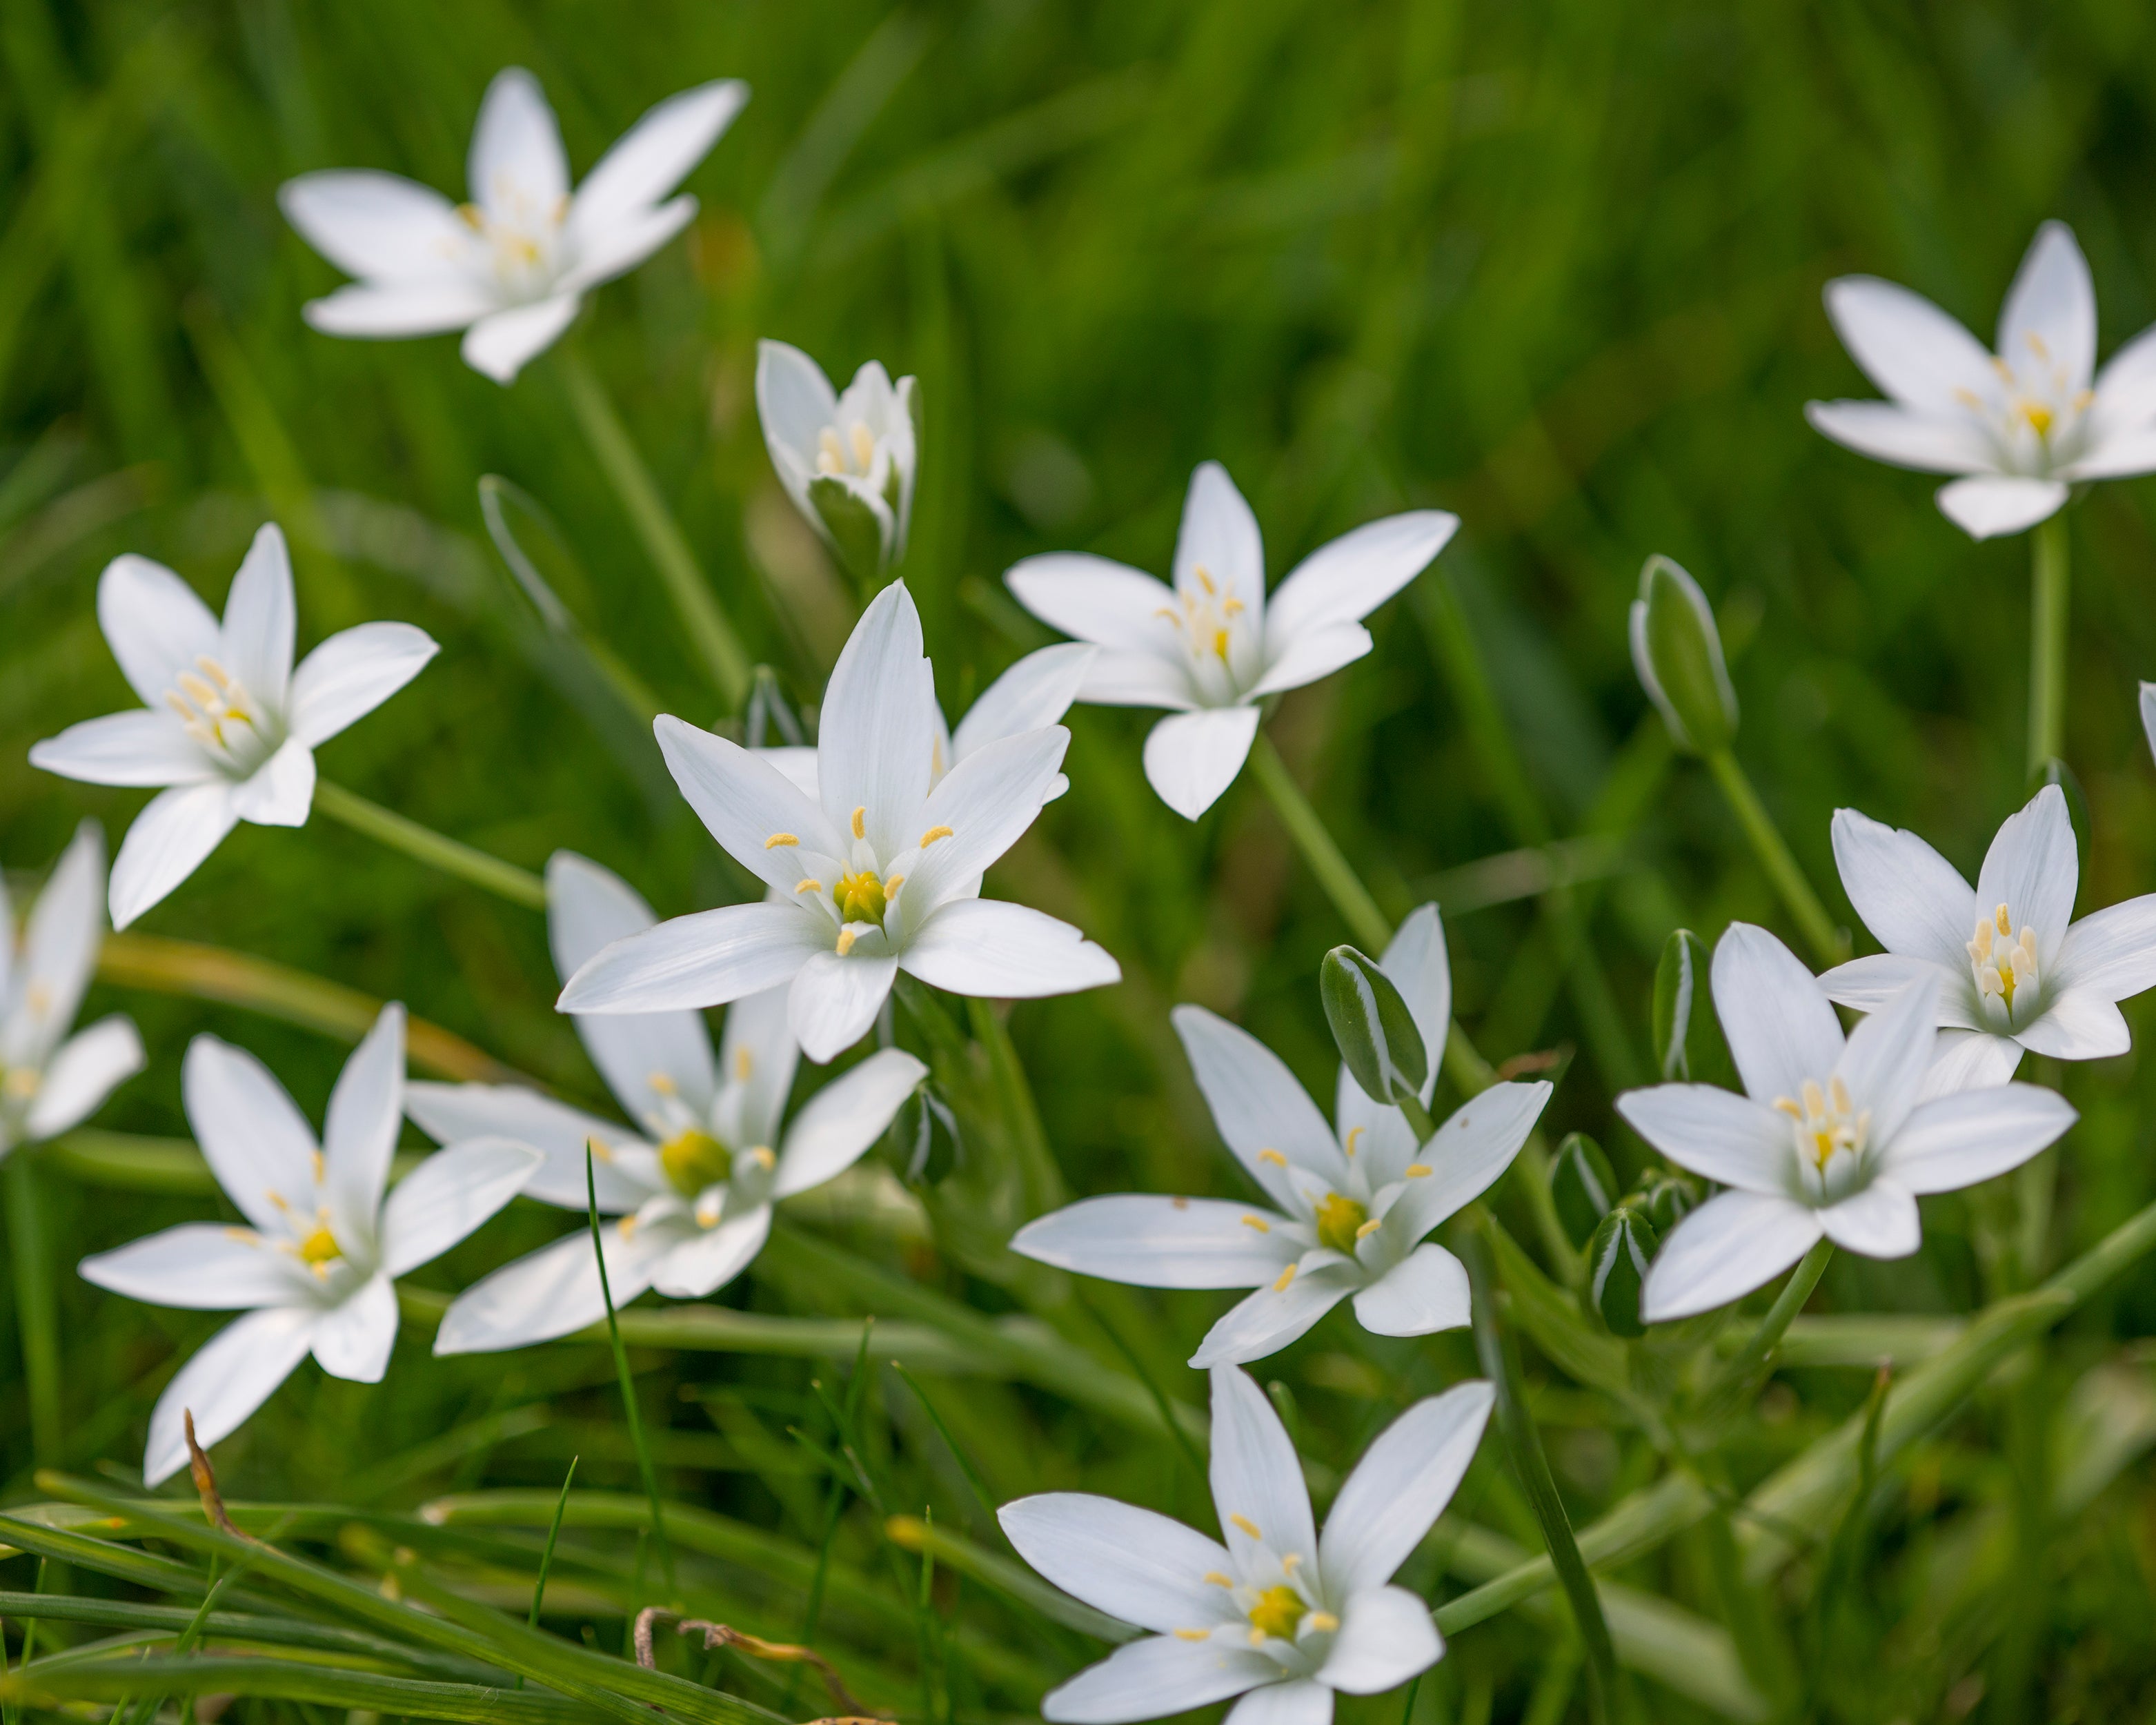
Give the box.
[2027,513,2070,776]
[1249,733,1394,953]
[967,996,1067,1214]
[313,780,545,911]
[1694,1238,1834,1425]
[585,1147,674,1595]
[557,348,752,709]
[5,1152,63,1466]
[1701,749,1846,967]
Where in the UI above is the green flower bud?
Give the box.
[1549,1132,1619,1251]
[1652,928,1737,1085]
[1320,945,1429,1108]
[1588,1205,1660,1338]
[809,473,894,586]
[1630,555,1737,754]
[1628,1167,1701,1234]
[887,1082,961,1185]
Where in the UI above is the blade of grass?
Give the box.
[517,1457,578,1689]
[313,780,546,909]
[3,1153,62,1466]
[585,1146,673,1597]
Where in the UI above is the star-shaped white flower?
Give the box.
[1821,784,2156,1078]
[78,1005,538,1484]
[755,340,918,575]
[1005,462,1457,818]
[1807,221,2156,539]
[1015,907,1549,1365]
[28,524,439,928]
[1620,923,2075,1322]
[0,822,144,1160]
[279,68,746,384]
[1002,1364,1491,1725]
[557,581,1120,1063]
[406,852,925,1353]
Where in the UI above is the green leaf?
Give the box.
[1549,1132,1619,1250]
[1319,945,1428,1108]
[1652,928,1737,1085]
[1589,1206,1659,1339]
[809,473,891,586]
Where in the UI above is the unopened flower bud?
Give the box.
[1652,928,1736,1085]
[1630,555,1737,754]
[1320,945,1429,1108]
[1588,1205,1659,1339]
[1549,1132,1619,1251]
[1628,1167,1701,1234]
[887,1082,962,1185]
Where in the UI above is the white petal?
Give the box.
[899,727,1066,917]
[1919,1029,2023,1100]
[649,1204,771,1299]
[1817,1179,1920,1259]
[754,339,837,511]
[323,1004,405,1254]
[753,745,821,800]
[220,524,296,712]
[2093,324,2156,430]
[1830,972,1940,1147]
[1011,1195,1292,1288]
[1830,806,1978,969]
[143,1306,318,1486]
[287,622,439,746]
[818,581,938,860]
[717,984,799,1149]
[1819,952,1976,1028]
[110,783,239,927]
[1174,463,1266,629]
[1613,1085,1788,1192]
[1190,1270,1358,1367]
[302,282,496,337]
[1640,1191,1823,1323]
[310,1272,398,1382]
[1378,904,1451,1103]
[898,899,1120,998]
[559,902,824,1014]
[1264,509,1457,642]
[1225,1679,1333,1725]
[1801,400,1993,474]
[1333,1073,1418,1186]
[655,715,849,891]
[1936,475,2068,539]
[1349,1243,1470,1338]
[556,197,696,296]
[468,67,568,217]
[1249,622,1372,698]
[2015,988,2130,1061]
[17,822,107,1061]
[2064,424,2156,480]
[381,1138,541,1276]
[1006,553,1183,654]
[2145,681,2156,768]
[461,296,582,384]
[97,553,220,709]
[952,644,1098,762]
[79,1222,312,1310]
[1977,785,2077,957]
[230,736,316,827]
[1321,1381,1491,1593]
[277,170,476,283]
[1315,1586,1441,1695]
[1883,1081,2075,1195]
[25,1018,145,1139]
[1143,707,1260,820]
[1078,650,1200,711]
[30,710,219,788]
[184,1035,324,1231]
[1379,1081,1552,1245]
[787,951,899,1063]
[1821,275,1997,413]
[402,1081,653,1212]
[2052,894,2156,1004]
[1209,1364,1318,1574]
[1043,1637,1274,1725]
[568,79,747,235]
[998,1492,1234,1634]
[433,1220,673,1354]
[1998,221,2095,394]
[1710,923,1845,1105]
[773,1048,925,1196]
[1171,1005,1347,1203]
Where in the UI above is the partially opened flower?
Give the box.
[1807,221,2156,538]
[408,852,924,1352]
[1619,923,2075,1322]
[755,340,918,579]
[281,68,747,383]
[1,822,144,1160]
[1014,907,1550,1365]
[1006,462,1457,818]
[1001,1364,1492,1725]
[78,1005,537,1484]
[558,581,1120,1063]
[1822,785,2156,1078]
[28,524,438,927]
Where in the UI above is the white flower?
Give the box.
[0,822,144,1160]
[1005,462,1458,818]
[557,581,1120,1063]
[1001,1364,1491,1725]
[28,524,438,928]
[1821,784,2156,1077]
[279,68,746,384]
[1806,221,2156,539]
[77,1005,538,1484]
[1014,907,1549,1365]
[1620,924,2075,1322]
[405,852,926,1353]
[755,340,918,575]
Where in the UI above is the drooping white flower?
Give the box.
[279,68,747,384]
[755,340,918,576]
[0,822,144,1160]
[557,581,1120,1063]
[77,1005,537,1484]
[1015,907,1548,1365]
[28,525,438,928]
[1620,924,2075,1323]
[1821,785,2156,1078]
[406,853,924,1353]
[1005,463,1457,818]
[1001,1364,1491,1725]
[1807,221,2156,539]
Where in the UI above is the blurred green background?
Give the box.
[10,1,2156,1719]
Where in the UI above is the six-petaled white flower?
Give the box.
[280,68,746,384]
[1807,221,2156,539]
[1001,1364,1491,1725]
[755,339,919,577]
[0,822,143,1161]
[77,1005,538,1484]
[405,852,925,1353]
[1016,907,1549,1365]
[557,581,1120,1063]
[29,524,438,928]
[1620,923,2075,1322]
[1005,462,1457,818]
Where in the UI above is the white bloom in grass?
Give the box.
[1821,785,2156,1080]
[280,68,747,384]
[406,852,926,1353]
[558,581,1120,1063]
[0,823,144,1159]
[755,340,919,575]
[1807,221,2156,539]
[1006,462,1457,818]
[1015,907,1549,1365]
[1001,1364,1492,1725]
[78,1005,537,1485]
[1620,924,2075,1323]
[28,524,438,928]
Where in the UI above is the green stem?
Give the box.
[967,996,1066,1214]
[1694,1238,1833,1423]
[4,1152,62,1465]
[557,348,751,708]
[2027,512,2070,776]
[313,780,545,910]
[515,1455,577,1688]
[584,1148,674,1596]
[1249,732,1393,953]
[1702,749,1844,967]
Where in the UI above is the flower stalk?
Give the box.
[1249,731,1392,952]
[1692,1237,1834,1427]
[585,1146,675,1596]
[2028,512,2070,775]
[312,780,546,910]
[1702,748,1846,967]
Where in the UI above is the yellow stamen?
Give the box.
[298,1225,341,1266]
[1194,563,1216,595]
[1305,1611,1338,1633]
[224,1228,257,1244]
[1344,1127,1363,1159]
[310,1150,326,1185]
[735,1048,753,1081]
[1240,1214,1272,1233]
[835,926,860,956]
[1174,1628,1211,1642]
[1996,903,2012,938]
[1256,1148,1287,1167]
[795,878,824,894]
[1281,1553,1301,1573]
[649,1072,678,1096]
[588,1136,615,1163]
[1404,1164,1431,1178]
[2023,402,2055,437]
[849,422,876,470]
[749,1146,776,1169]
[765,833,798,849]
[851,806,867,840]
[1355,1219,1383,1240]
[266,1189,290,1212]
[1203,1572,1234,1588]
[1314,1192,1369,1255]
[619,1215,638,1240]
[1245,1585,1304,1641]
[1229,1514,1263,1539]
[919,825,953,847]
[884,874,904,895]
[1273,1263,1298,1292]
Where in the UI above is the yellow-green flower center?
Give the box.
[1247,1584,1306,1641]
[660,1127,733,1198]
[836,869,888,925]
[297,1225,342,1266]
[1314,1192,1369,1255]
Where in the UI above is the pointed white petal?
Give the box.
[818,582,938,860]
[952,644,1098,762]
[999,1492,1234,1633]
[277,170,477,283]
[1349,1243,1470,1338]
[2015,988,2130,1061]
[568,79,746,235]
[1333,1072,1418,1186]
[2093,323,2156,429]
[1640,1191,1822,1323]
[30,711,219,788]
[753,745,821,800]
[1209,1364,1318,1575]
[109,784,239,927]
[649,1203,771,1298]
[230,736,316,827]
[221,524,296,711]
[1935,475,2068,539]
[468,68,568,215]
[2052,894,2156,1004]
[1189,1269,1358,1367]
[1225,1679,1333,1725]
[754,339,838,511]
[773,1049,924,1196]
[1883,1081,2075,1195]
[1171,1005,1347,1203]
[556,197,696,296]
[287,622,439,747]
[310,1271,398,1382]
[1315,1586,1441,1695]
[433,1221,673,1354]
[717,984,799,1150]
[1830,806,1978,969]
[79,1222,312,1310]
[560,902,824,1014]
[1821,275,1996,413]
[1819,952,1977,1028]
[1249,622,1371,698]
[1321,1381,1491,1593]
[323,1004,405,1253]
[19,822,107,1061]
[1830,973,1940,1147]
[1379,1081,1552,1244]
[1378,905,1450,1103]
[1078,649,1199,711]
[1006,553,1183,653]
[184,1033,322,1232]
[1817,1179,1920,1259]
[1011,1195,1292,1288]
[1143,707,1260,820]
[2062,424,2156,480]
[461,295,582,384]
[900,728,1066,916]
[899,900,1120,998]
[403,1081,653,1212]
[1919,1029,2023,1100]
[144,1306,318,1486]
[1977,785,2077,957]
[97,553,220,709]
[1710,923,1844,1105]
[1174,463,1265,628]
[788,950,899,1063]
[381,1138,542,1276]
[1614,1085,1788,1192]
[1998,221,2095,393]
[302,282,496,337]
[25,1018,145,1139]
[1265,510,1457,643]
[1801,400,1992,474]
[1043,1637,1274,1725]
[655,715,849,889]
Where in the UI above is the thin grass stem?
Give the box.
[584,1147,674,1596]
[1249,731,1393,952]
[1701,749,1846,967]
[515,1456,577,1690]
[313,780,545,910]
[2028,513,2070,775]
[3,1155,61,1466]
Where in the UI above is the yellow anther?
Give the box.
[1194,563,1216,595]
[1344,1127,1363,1159]
[2,1067,38,1099]
[735,1047,754,1081]
[836,869,888,925]
[749,1146,776,1169]
[1955,386,1982,409]
[795,878,824,894]
[1247,1626,1267,1648]
[1230,1514,1263,1539]
[1245,1585,1305,1641]
[297,1225,342,1266]
[660,1127,732,1198]
[849,422,876,469]
[817,428,845,473]
[884,874,904,895]
[1305,1611,1339,1633]
[619,1215,638,1240]
[1315,1192,1369,1255]
[2023,402,2055,437]
[1281,1553,1302,1573]
[2026,331,2051,362]
[1830,1075,1854,1116]
[851,806,867,840]
[1773,1096,1802,1118]
[649,1072,678,1096]
[224,1227,257,1244]
[765,833,799,849]
[266,1188,290,1212]
[1224,597,1245,616]
[1356,1219,1383,1241]
[1240,1214,1272,1233]
[1273,1263,1298,1293]
[1404,1164,1431,1178]
[1256,1148,1288,1167]
[1996,903,2012,937]
[456,202,484,230]
[588,1136,615,1163]
[1203,1571,1234,1588]
[919,825,953,847]
[177,670,219,705]
[1174,1628,1211,1642]
[311,1150,326,1185]
[835,926,860,956]
[1211,628,1230,660]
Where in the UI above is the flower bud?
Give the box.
[1652,928,1737,1085]
[1588,1204,1659,1339]
[1630,555,1737,754]
[1628,1167,1701,1234]
[1320,945,1429,1108]
[1549,1132,1618,1251]
[887,1082,962,1185]
[809,476,893,586]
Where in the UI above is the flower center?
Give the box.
[1773,1076,1869,1179]
[816,422,880,477]
[1969,902,2039,1018]
[456,198,563,293]
[1,1066,39,1101]
[1246,1584,1307,1642]
[1156,562,1247,674]
[660,1127,733,1199]
[297,1225,342,1268]
[836,869,889,925]
[166,656,276,774]
[1314,1192,1369,1255]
